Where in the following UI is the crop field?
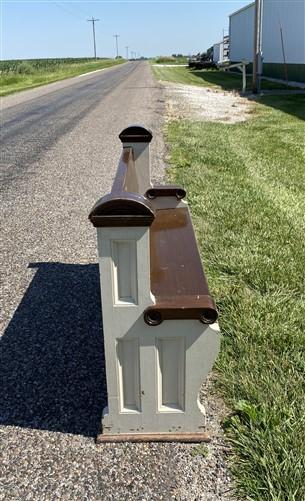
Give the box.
[0,57,100,74]
[0,58,126,96]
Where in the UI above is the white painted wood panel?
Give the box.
[112,240,137,305]
[117,338,141,412]
[157,337,185,412]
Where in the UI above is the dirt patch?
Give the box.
[163,81,253,123]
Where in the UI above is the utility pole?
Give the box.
[87,17,99,59]
[252,0,262,93]
[113,34,120,58]
[125,46,129,60]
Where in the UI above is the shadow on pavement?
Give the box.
[0,262,106,437]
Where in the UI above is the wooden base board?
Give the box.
[96,432,211,444]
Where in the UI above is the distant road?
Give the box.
[1,62,140,188]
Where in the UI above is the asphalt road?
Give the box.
[1,62,159,189]
[0,62,231,500]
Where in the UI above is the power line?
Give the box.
[53,1,91,20]
[53,1,83,20]
[87,17,100,59]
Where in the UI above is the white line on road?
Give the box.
[78,68,108,77]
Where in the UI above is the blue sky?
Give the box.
[1,0,250,60]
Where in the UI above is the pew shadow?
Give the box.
[0,262,106,437]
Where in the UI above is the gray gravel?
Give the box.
[0,62,233,500]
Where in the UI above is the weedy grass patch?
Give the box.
[152,65,298,91]
[0,58,125,96]
[191,444,209,458]
[152,55,188,65]
[166,95,305,500]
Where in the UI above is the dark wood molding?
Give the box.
[144,295,218,326]
[119,125,153,144]
[89,193,155,227]
[146,185,186,200]
[90,215,154,227]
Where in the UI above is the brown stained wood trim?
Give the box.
[148,207,218,324]
[119,125,153,144]
[96,432,211,444]
[90,215,154,227]
[144,295,218,326]
[146,185,186,200]
[88,141,154,228]
[89,193,155,228]
[150,207,210,297]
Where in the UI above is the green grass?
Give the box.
[0,59,125,96]
[165,95,305,500]
[152,65,297,91]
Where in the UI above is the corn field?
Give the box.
[0,58,107,74]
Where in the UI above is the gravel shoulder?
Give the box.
[163,80,254,123]
[1,63,233,500]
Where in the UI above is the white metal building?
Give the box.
[213,42,223,64]
[213,36,230,64]
[229,0,305,83]
[229,3,255,63]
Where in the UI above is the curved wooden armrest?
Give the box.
[89,192,155,227]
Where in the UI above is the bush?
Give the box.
[155,56,176,64]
